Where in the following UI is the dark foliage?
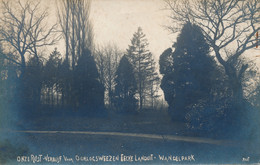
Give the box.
[159,48,174,111]
[113,55,138,113]
[0,48,20,127]
[21,56,43,116]
[0,46,106,119]
[58,59,72,107]
[160,23,233,135]
[74,49,105,115]
[41,48,62,107]
[161,23,218,120]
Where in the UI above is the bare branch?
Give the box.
[0,0,58,72]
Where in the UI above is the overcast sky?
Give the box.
[44,0,259,66]
[44,0,175,62]
[90,0,174,61]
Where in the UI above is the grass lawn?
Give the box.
[1,109,259,164]
[20,109,187,136]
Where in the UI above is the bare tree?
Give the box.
[57,0,93,70]
[57,0,70,62]
[165,0,259,100]
[95,44,123,107]
[0,0,58,78]
[57,0,94,108]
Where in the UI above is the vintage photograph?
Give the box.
[0,0,259,164]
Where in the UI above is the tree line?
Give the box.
[0,0,160,118]
[0,0,259,138]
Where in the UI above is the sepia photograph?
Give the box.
[0,0,259,164]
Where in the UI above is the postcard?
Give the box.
[0,0,259,164]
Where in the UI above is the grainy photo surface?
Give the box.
[0,0,259,164]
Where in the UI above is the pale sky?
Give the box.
[53,0,259,66]
[44,0,175,62]
[15,0,260,66]
[90,0,175,61]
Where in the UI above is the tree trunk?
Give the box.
[214,48,244,102]
[139,89,143,110]
[71,4,76,70]
[20,53,26,79]
[225,64,244,102]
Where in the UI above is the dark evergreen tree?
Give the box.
[23,55,43,111]
[127,27,160,110]
[113,55,137,113]
[58,59,72,107]
[159,48,174,108]
[42,48,62,106]
[160,22,221,122]
[74,49,105,115]
[0,48,19,127]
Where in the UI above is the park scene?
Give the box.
[0,0,259,164]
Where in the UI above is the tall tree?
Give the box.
[0,45,23,131]
[58,59,72,107]
[0,0,57,78]
[160,23,221,121]
[95,44,123,107]
[42,48,62,106]
[57,0,96,110]
[159,48,175,111]
[113,55,137,113]
[57,0,94,70]
[127,27,160,110]
[146,58,160,109]
[165,0,259,103]
[74,49,105,114]
[23,55,43,110]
